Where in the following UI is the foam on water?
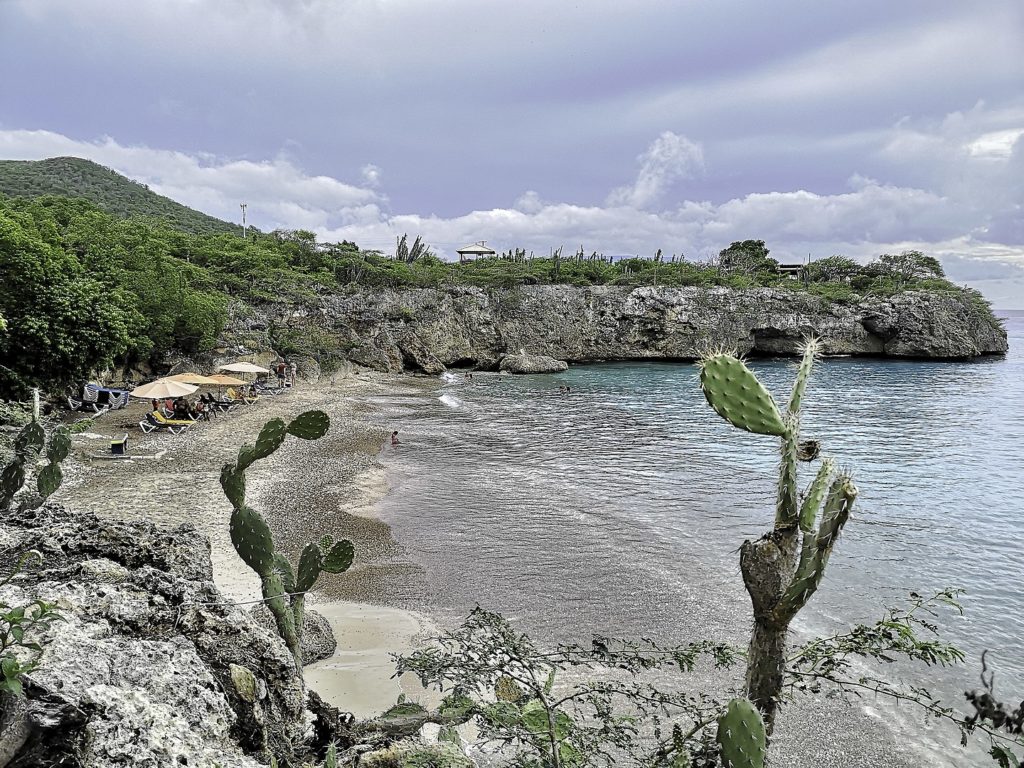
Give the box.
[438,393,464,409]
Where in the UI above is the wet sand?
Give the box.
[55,371,432,718]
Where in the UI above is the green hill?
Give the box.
[0,156,240,235]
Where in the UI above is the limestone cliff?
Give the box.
[217,286,1007,375]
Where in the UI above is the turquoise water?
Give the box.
[371,311,1022,753]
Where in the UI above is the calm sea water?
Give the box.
[368,311,1023,757]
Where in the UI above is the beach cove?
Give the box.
[35,314,1023,766]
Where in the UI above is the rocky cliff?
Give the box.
[217,286,1007,375]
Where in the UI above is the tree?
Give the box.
[0,202,141,398]
[718,240,779,274]
[874,250,946,284]
[805,255,862,283]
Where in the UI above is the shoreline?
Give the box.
[55,369,434,719]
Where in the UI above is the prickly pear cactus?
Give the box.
[699,340,857,734]
[699,354,787,436]
[716,698,766,768]
[219,410,355,673]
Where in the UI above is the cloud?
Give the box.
[607,132,704,209]
[2,126,1023,306]
[0,129,384,231]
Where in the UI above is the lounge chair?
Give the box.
[138,411,192,435]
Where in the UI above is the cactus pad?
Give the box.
[14,422,45,456]
[46,428,72,464]
[36,463,63,500]
[799,459,835,533]
[250,418,287,465]
[296,542,323,593]
[220,463,247,510]
[229,505,275,576]
[272,554,296,594]
[1,460,26,508]
[287,411,330,440]
[699,354,787,436]
[321,539,354,573]
[716,697,766,768]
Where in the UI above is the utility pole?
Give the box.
[240,203,248,239]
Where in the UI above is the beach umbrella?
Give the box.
[165,372,220,385]
[219,362,270,374]
[207,374,247,386]
[130,379,199,400]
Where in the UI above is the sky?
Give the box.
[1,0,1023,306]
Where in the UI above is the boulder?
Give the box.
[0,504,305,767]
[499,353,569,374]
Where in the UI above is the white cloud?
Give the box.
[360,163,382,188]
[607,132,704,209]
[0,129,384,232]
[2,127,1022,306]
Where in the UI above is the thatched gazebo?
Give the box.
[456,241,496,262]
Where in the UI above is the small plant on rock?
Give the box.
[220,410,355,672]
[1,391,71,513]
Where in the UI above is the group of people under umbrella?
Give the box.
[130,361,291,434]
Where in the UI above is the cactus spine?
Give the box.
[699,340,856,733]
[1,392,70,512]
[220,411,354,673]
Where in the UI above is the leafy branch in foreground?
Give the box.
[0,550,63,696]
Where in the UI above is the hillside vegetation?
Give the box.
[0,157,240,235]
[0,189,999,399]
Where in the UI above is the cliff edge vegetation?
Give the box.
[0,192,1006,399]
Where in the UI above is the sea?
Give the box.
[365,310,1023,764]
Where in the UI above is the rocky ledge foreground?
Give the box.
[224,286,1008,375]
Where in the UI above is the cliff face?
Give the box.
[219,286,1008,375]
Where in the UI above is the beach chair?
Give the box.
[82,384,110,415]
[138,411,192,435]
[108,391,130,410]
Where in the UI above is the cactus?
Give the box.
[699,340,856,733]
[716,698,766,768]
[219,410,355,672]
[1,394,70,511]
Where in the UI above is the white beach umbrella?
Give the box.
[130,379,199,400]
[165,372,220,385]
[219,362,271,374]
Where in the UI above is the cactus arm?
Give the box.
[45,427,71,464]
[321,539,354,574]
[0,460,26,510]
[262,571,301,665]
[716,697,766,768]
[698,354,787,437]
[13,422,44,457]
[775,423,800,528]
[287,411,330,440]
[773,475,856,624]
[799,458,835,533]
[220,463,246,510]
[786,338,819,416]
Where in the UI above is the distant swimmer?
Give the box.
[558,386,567,394]
[391,430,400,445]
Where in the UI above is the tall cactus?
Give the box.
[220,410,354,672]
[699,340,856,733]
[1,392,71,512]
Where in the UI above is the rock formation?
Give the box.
[217,286,1007,375]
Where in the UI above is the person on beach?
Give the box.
[391,430,400,445]
[289,361,297,385]
[276,360,287,386]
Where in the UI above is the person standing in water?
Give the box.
[391,430,400,445]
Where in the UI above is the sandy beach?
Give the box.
[54,370,433,719]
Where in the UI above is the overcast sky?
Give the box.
[2,0,1023,305]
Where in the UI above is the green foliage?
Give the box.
[1,411,71,512]
[220,410,354,672]
[718,240,778,275]
[0,551,64,696]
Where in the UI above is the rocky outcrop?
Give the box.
[217,286,1007,375]
[499,353,569,374]
[0,505,310,767]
